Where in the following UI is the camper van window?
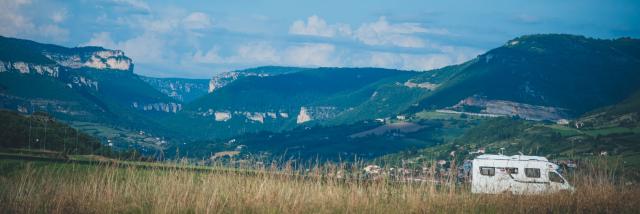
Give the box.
[480,167,495,176]
[507,168,518,174]
[549,172,564,183]
[525,168,541,178]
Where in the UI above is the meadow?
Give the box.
[0,158,638,213]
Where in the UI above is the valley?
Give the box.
[2,1,639,212]
[0,34,639,169]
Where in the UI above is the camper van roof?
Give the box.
[475,154,549,162]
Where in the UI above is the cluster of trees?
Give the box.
[0,110,110,155]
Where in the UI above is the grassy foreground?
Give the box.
[0,159,639,213]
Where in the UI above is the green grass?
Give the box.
[415,111,462,120]
[581,127,638,137]
[414,110,486,121]
[541,124,582,137]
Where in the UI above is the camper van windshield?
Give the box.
[549,172,564,183]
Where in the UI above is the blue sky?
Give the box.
[1,0,639,78]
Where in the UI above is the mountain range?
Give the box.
[1,34,639,162]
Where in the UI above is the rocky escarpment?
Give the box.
[0,36,133,76]
[403,80,438,90]
[0,36,185,117]
[140,77,209,102]
[0,37,133,94]
[198,109,290,124]
[208,71,271,93]
[132,102,182,113]
[0,61,60,77]
[195,106,339,125]
[69,75,99,91]
[296,106,339,124]
[208,66,308,93]
[449,95,570,121]
[44,49,133,71]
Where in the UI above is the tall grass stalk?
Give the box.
[0,158,638,213]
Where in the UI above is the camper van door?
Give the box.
[510,166,548,194]
[548,170,569,192]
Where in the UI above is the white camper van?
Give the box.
[471,154,574,194]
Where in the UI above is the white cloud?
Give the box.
[515,14,540,24]
[191,48,223,64]
[141,18,179,33]
[284,43,337,66]
[107,10,211,44]
[234,42,281,63]
[182,12,213,30]
[114,34,166,63]
[189,42,281,65]
[0,0,34,37]
[350,44,481,71]
[289,16,450,49]
[84,32,116,47]
[289,15,350,38]
[187,42,338,68]
[51,9,67,23]
[354,16,434,48]
[82,10,216,66]
[0,0,69,41]
[38,24,69,42]
[348,51,454,71]
[110,0,151,13]
[82,11,478,77]
[84,32,166,63]
[186,41,478,72]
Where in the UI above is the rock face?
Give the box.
[0,38,134,100]
[44,49,133,71]
[208,79,217,93]
[196,106,340,125]
[296,107,312,124]
[197,107,318,124]
[209,72,240,93]
[403,80,438,90]
[450,96,569,121]
[193,106,339,127]
[132,102,182,113]
[140,77,209,103]
[214,112,232,121]
[243,112,265,123]
[296,106,339,124]
[208,71,272,93]
[0,36,133,76]
[0,36,190,120]
[208,66,308,93]
[71,76,99,91]
[0,61,60,77]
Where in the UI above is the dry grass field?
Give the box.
[0,158,638,213]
